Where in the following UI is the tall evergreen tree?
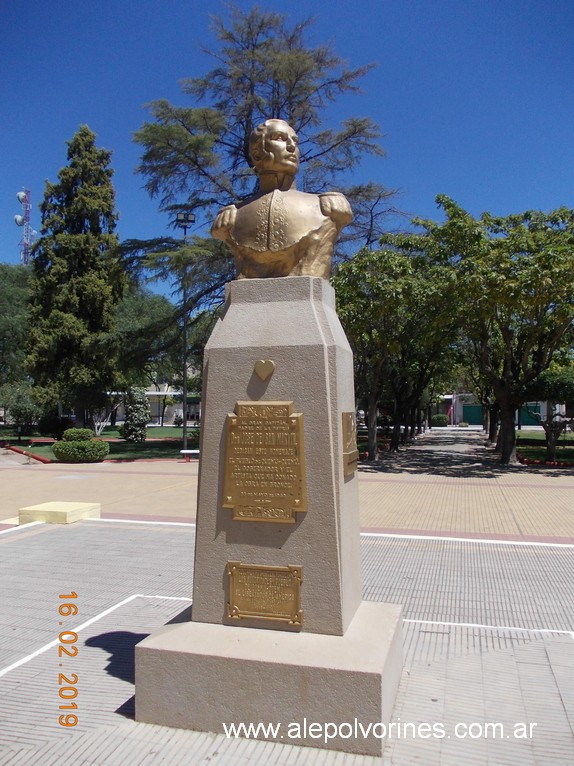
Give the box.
[26,125,126,426]
[0,264,30,387]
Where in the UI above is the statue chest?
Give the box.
[232,190,326,253]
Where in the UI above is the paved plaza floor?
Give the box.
[0,429,573,764]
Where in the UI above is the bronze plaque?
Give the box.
[342,412,359,476]
[227,561,303,625]
[223,401,306,523]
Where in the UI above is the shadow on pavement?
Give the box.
[359,431,574,479]
[86,631,148,685]
[86,606,194,720]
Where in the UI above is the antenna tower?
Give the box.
[14,189,33,264]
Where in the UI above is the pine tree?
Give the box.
[27,125,126,426]
[133,5,392,248]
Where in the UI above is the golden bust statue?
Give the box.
[211,119,352,279]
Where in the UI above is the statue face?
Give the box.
[258,120,300,174]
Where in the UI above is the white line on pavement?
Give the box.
[88,520,574,547]
[87,518,196,527]
[361,531,574,548]
[0,521,44,535]
[405,618,574,638]
[0,594,192,678]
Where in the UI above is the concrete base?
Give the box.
[19,501,101,525]
[135,600,402,756]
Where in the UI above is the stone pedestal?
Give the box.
[136,601,402,756]
[19,501,100,524]
[135,277,402,755]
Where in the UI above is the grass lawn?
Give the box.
[517,429,574,443]
[516,429,574,463]
[516,444,574,463]
[2,426,200,462]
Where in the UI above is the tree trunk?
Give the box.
[498,404,518,464]
[408,406,417,441]
[487,402,499,443]
[390,403,406,452]
[389,421,401,451]
[367,393,378,460]
[74,402,86,428]
[546,428,559,462]
[417,408,424,435]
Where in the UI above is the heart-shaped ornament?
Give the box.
[254,359,275,381]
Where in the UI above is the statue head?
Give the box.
[250,119,300,177]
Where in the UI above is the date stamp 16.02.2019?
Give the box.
[57,592,79,727]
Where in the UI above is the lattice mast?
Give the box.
[14,189,33,264]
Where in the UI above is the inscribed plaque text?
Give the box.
[223,401,306,523]
[227,561,303,625]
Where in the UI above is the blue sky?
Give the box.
[2,0,574,268]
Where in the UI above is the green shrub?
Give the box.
[123,387,151,442]
[431,414,449,427]
[458,421,469,428]
[52,438,109,463]
[62,428,95,442]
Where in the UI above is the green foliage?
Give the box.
[62,427,95,442]
[26,125,126,425]
[429,197,574,462]
[0,381,42,435]
[332,244,460,453]
[525,366,574,405]
[52,438,109,463]
[523,366,574,460]
[0,264,30,387]
[132,4,394,271]
[134,7,382,213]
[122,387,152,442]
[52,425,108,463]
[380,196,574,462]
[38,413,75,439]
[114,284,180,387]
[431,414,449,427]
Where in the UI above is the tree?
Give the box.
[135,6,381,208]
[114,284,180,388]
[0,381,41,436]
[26,125,126,426]
[133,5,393,255]
[122,387,152,443]
[413,196,574,463]
[0,264,30,387]
[333,244,459,456]
[524,367,574,461]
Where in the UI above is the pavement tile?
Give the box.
[1,429,574,764]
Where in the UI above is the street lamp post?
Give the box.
[175,213,195,451]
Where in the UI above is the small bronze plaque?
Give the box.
[223,401,306,523]
[227,561,303,625]
[342,412,359,476]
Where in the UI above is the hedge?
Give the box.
[52,440,109,463]
[52,434,109,463]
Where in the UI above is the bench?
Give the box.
[180,449,200,462]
